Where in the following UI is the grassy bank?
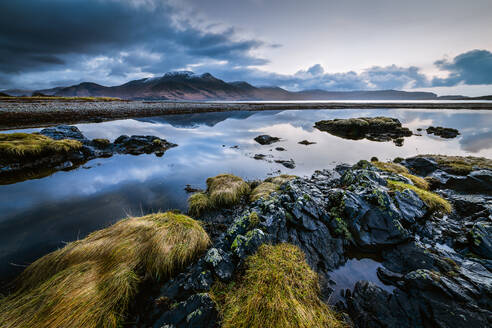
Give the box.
[0,133,82,162]
[211,243,346,328]
[0,212,210,328]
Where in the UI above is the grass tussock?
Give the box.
[188,192,211,217]
[264,174,297,185]
[0,212,210,328]
[387,180,451,214]
[373,161,429,190]
[250,182,278,202]
[418,154,492,175]
[211,244,346,328]
[206,174,251,208]
[250,174,297,202]
[0,133,82,160]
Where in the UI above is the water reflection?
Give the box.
[0,108,491,282]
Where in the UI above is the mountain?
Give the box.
[4,71,487,101]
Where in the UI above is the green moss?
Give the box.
[206,174,251,208]
[249,212,260,228]
[0,212,210,328]
[188,192,211,217]
[372,161,429,190]
[0,133,82,162]
[386,180,452,214]
[211,244,346,328]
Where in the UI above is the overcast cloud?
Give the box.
[0,0,491,95]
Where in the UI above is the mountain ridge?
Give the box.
[2,71,490,101]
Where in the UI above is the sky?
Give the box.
[1,0,492,96]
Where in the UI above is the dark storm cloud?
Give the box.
[432,49,492,86]
[0,0,267,76]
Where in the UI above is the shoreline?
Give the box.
[1,100,491,130]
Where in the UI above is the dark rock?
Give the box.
[204,248,235,281]
[254,134,280,145]
[402,156,438,176]
[298,139,316,145]
[275,159,295,169]
[253,154,266,160]
[275,147,286,151]
[426,126,460,138]
[469,221,492,259]
[184,185,202,193]
[152,293,218,328]
[39,125,86,141]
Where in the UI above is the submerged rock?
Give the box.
[298,139,316,145]
[254,134,280,145]
[274,159,296,169]
[314,116,412,143]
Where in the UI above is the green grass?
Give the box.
[211,243,346,328]
[0,133,82,161]
[187,174,250,216]
[0,212,210,328]
[386,180,452,214]
[373,161,429,190]
[206,174,251,208]
[188,192,211,217]
[250,175,297,202]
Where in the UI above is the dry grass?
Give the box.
[206,174,251,208]
[188,192,211,217]
[250,174,297,202]
[386,180,452,214]
[211,244,346,328]
[0,212,210,328]
[373,161,429,190]
[0,133,82,161]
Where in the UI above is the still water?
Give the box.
[1,108,491,283]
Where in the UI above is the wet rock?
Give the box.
[152,294,218,328]
[426,126,460,138]
[402,156,438,176]
[298,139,316,145]
[275,159,295,169]
[254,134,280,145]
[39,125,85,141]
[253,154,266,160]
[314,117,412,143]
[204,248,234,281]
[469,221,492,259]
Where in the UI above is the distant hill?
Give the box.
[2,71,490,101]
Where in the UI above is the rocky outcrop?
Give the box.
[126,156,491,328]
[426,126,460,138]
[0,125,176,184]
[314,117,412,146]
